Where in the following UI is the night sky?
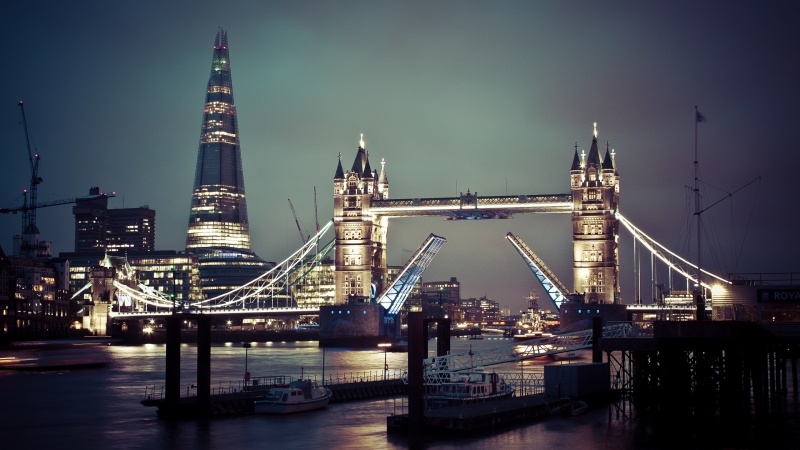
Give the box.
[2,1,798,313]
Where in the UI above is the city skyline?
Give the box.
[2,2,798,313]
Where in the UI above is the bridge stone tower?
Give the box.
[570,124,620,304]
[332,135,389,304]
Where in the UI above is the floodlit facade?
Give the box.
[570,124,620,304]
[332,135,390,304]
[185,30,273,300]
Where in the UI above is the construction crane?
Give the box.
[313,186,319,235]
[4,102,116,257]
[2,188,116,258]
[17,100,43,238]
[287,198,308,244]
[0,190,116,215]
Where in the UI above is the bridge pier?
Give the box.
[163,313,212,418]
[165,315,181,418]
[592,317,602,363]
[407,310,424,436]
[196,314,211,417]
[423,317,451,358]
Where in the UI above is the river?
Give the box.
[1,336,796,449]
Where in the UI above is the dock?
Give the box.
[387,394,571,433]
[141,378,407,418]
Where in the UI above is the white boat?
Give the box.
[425,368,515,409]
[254,380,333,414]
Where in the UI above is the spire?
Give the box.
[602,141,614,170]
[378,158,388,185]
[586,124,601,167]
[570,142,581,171]
[362,151,373,179]
[351,133,367,174]
[334,152,344,179]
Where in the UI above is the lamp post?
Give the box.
[242,343,252,384]
[378,343,392,380]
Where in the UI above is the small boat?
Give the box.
[425,368,515,409]
[254,380,333,414]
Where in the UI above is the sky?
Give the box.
[2,1,798,314]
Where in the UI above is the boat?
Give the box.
[425,368,515,409]
[253,379,333,414]
[512,293,554,340]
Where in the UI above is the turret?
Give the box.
[377,158,389,199]
[571,123,621,304]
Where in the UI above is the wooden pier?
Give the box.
[141,378,407,418]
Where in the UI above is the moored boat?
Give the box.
[425,368,514,409]
[254,379,333,414]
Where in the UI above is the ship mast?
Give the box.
[694,106,705,321]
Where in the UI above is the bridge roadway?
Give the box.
[370,193,572,219]
[111,303,700,320]
[110,306,320,319]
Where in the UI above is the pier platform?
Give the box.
[386,394,572,433]
[142,378,407,418]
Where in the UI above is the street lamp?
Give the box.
[242,343,252,384]
[378,343,392,380]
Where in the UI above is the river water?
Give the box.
[1,337,796,449]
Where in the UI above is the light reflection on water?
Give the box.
[5,336,793,449]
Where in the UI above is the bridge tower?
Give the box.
[570,124,620,304]
[333,135,389,304]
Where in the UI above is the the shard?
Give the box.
[186,29,273,301]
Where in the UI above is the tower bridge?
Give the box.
[331,127,620,311]
[106,124,738,343]
[98,31,742,340]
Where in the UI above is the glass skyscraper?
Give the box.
[187,29,273,301]
[187,29,251,251]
